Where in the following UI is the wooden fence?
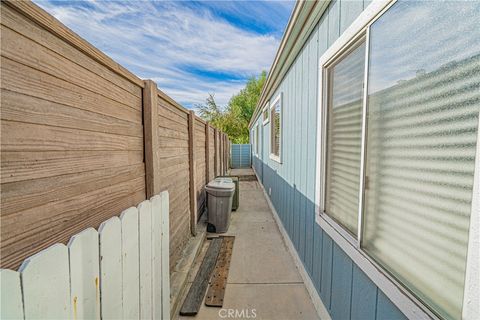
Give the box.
[1,192,170,320]
[0,1,230,272]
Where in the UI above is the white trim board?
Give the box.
[315,214,433,320]
[252,167,331,320]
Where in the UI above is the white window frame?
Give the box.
[314,0,479,319]
[262,101,270,125]
[269,93,282,163]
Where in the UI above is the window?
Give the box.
[317,1,479,319]
[255,124,259,156]
[325,39,366,236]
[270,94,282,162]
[263,102,270,125]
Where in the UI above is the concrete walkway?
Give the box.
[179,180,319,320]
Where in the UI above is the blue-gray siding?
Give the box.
[251,1,407,319]
[231,144,252,168]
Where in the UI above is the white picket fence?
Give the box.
[0,192,170,320]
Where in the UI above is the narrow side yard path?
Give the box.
[179,179,319,320]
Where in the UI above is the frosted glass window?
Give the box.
[362,1,480,319]
[325,41,366,236]
[270,97,281,159]
[263,106,269,124]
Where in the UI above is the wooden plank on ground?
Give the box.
[180,238,223,316]
[205,236,235,307]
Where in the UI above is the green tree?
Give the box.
[196,71,266,144]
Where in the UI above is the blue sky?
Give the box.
[33,0,294,109]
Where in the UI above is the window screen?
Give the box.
[362,1,480,318]
[271,97,281,159]
[325,41,366,236]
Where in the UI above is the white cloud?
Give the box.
[33,0,290,107]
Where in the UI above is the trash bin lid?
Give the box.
[215,177,233,183]
[206,179,235,191]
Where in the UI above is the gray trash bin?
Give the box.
[205,178,235,233]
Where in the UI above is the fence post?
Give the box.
[223,134,227,174]
[143,80,160,198]
[188,111,197,236]
[219,133,223,175]
[226,136,229,172]
[214,128,218,177]
[205,123,210,183]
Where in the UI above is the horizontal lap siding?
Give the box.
[251,0,406,319]
[195,120,207,216]
[0,5,145,269]
[157,97,190,271]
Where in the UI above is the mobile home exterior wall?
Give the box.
[250,0,479,319]
[253,2,405,318]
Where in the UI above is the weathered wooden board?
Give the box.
[205,236,235,307]
[0,269,24,319]
[0,178,145,269]
[68,228,101,320]
[160,191,171,319]
[138,200,153,319]
[1,120,143,152]
[151,194,163,319]
[0,5,141,96]
[1,57,142,124]
[1,25,140,109]
[180,238,223,316]
[99,217,123,319]
[143,80,160,198]
[120,207,140,319]
[1,89,143,137]
[1,1,143,87]
[1,163,144,216]
[1,150,144,184]
[19,243,71,319]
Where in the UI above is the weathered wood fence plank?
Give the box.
[19,243,71,319]
[160,191,171,319]
[99,217,123,320]
[138,200,153,319]
[0,269,24,319]
[120,207,140,319]
[152,194,163,319]
[68,228,100,320]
